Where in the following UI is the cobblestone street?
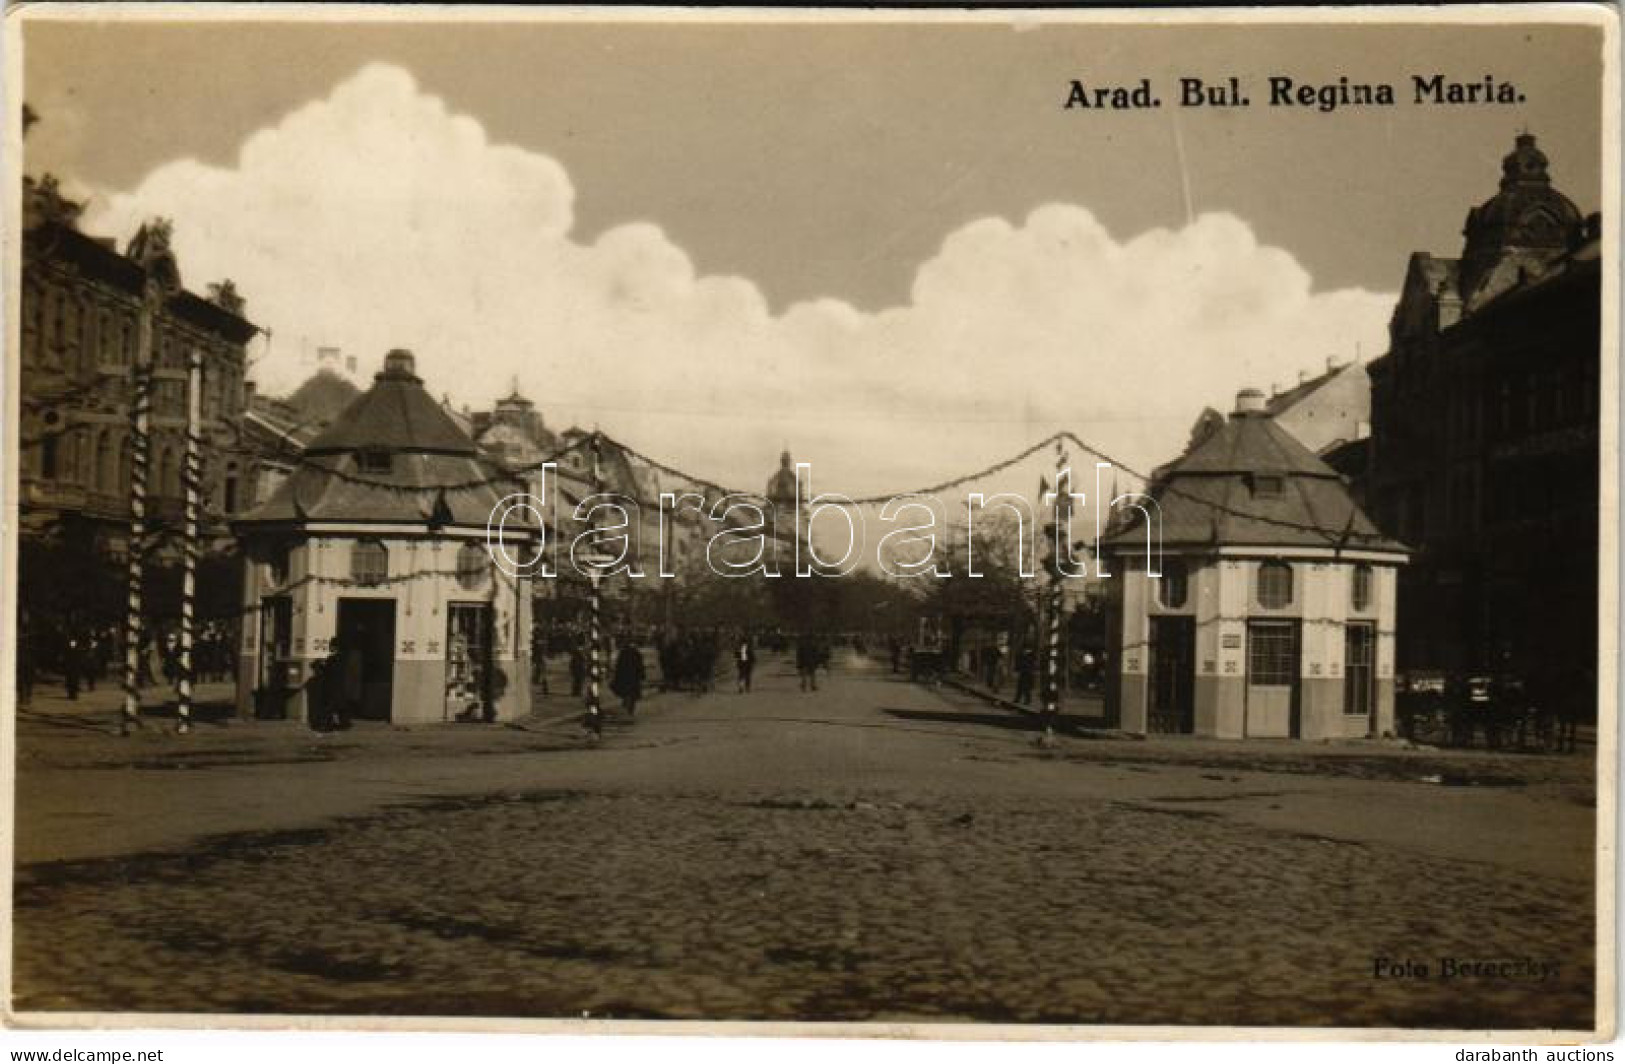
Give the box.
[14,652,1596,1028]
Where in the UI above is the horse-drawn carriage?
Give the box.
[1398,668,1578,751]
[907,616,947,684]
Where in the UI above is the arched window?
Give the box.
[1351,564,1374,612]
[351,539,388,586]
[456,542,490,590]
[159,442,180,499]
[39,432,59,481]
[1256,560,1293,609]
[118,435,132,495]
[46,289,63,362]
[99,311,115,365]
[95,429,113,492]
[77,428,94,486]
[1158,558,1188,608]
[223,462,240,514]
[58,427,79,486]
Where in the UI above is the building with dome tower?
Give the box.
[765,448,806,573]
[1364,133,1602,716]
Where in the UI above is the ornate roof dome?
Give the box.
[1459,133,1583,305]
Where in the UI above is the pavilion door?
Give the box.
[1246,620,1299,738]
[1148,616,1195,734]
[1344,622,1377,734]
[336,598,396,721]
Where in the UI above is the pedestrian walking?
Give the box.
[62,634,83,701]
[568,640,587,697]
[735,634,756,693]
[1014,646,1036,705]
[611,636,646,718]
[336,636,361,729]
[307,652,337,732]
[796,632,821,692]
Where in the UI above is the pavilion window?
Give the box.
[1351,564,1374,611]
[357,449,393,475]
[1256,560,1293,609]
[1344,622,1376,717]
[351,540,389,586]
[1252,474,1285,499]
[1158,558,1188,608]
[456,542,490,590]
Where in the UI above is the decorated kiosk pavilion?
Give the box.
[234,350,538,725]
[1099,388,1408,740]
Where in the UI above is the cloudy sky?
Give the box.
[21,13,1606,501]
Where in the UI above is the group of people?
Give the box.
[657,629,724,694]
[545,625,828,722]
[17,617,237,705]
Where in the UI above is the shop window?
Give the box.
[1256,560,1293,609]
[351,539,388,586]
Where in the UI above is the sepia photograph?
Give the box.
[2,3,1617,1042]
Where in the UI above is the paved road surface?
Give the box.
[13,651,1597,1028]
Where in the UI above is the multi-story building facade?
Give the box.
[19,174,259,558]
[1364,134,1602,715]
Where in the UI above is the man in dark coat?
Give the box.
[735,634,757,693]
[568,640,587,697]
[335,637,361,729]
[610,637,646,718]
[796,633,821,692]
[62,633,83,701]
[1014,647,1036,706]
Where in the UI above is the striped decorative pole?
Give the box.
[1043,441,1070,737]
[120,285,158,735]
[176,347,203,733]
[585,432,604,737]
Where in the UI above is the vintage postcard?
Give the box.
[2,3,1617,1043]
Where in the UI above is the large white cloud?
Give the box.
[83,62,1393,499]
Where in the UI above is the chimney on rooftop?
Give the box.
[1233,388,1267,417]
